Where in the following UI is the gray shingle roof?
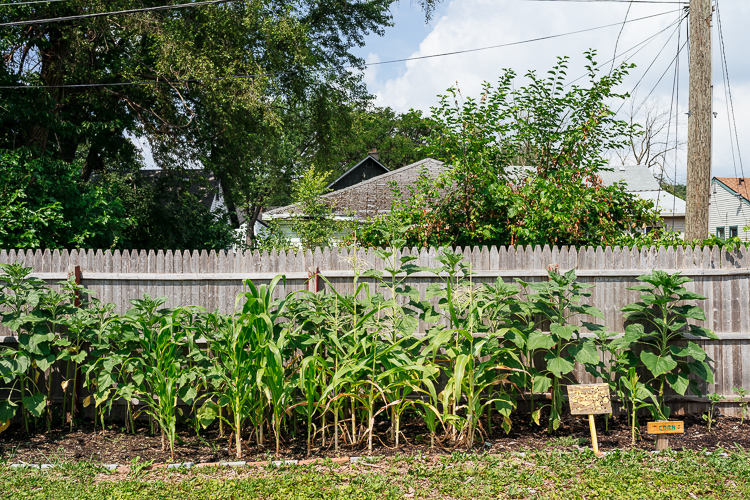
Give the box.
[264,158,447,219]
[598,165,661,192]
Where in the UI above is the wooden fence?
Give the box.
[2,244,750,416]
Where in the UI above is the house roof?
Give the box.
[599,164,685,216]
[598,165,661,192]
[264,158,447,219]
[715,177,750,202]
[327,154,389,191]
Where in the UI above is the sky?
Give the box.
[348,0,750,183]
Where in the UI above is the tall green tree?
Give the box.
[1,0,443,248]
[360,53,660,248]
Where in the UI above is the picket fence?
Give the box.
[2,244,750,416]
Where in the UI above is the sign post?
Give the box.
[567,384,612,457]
[647,421,684,451]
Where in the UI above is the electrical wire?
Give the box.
[610,0,634,74]
[360,10,677,66]
[0,0,236,27]
[0,9,679,90]
[716,0,745,180]
[564,13,683,88]
[614,10,687,116]
[516,0,686,4]
[0,0,68,6]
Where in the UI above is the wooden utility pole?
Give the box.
[685,0,713,241]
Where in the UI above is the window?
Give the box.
[717,227,726,239]
[730,226,739,238]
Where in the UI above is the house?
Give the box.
[262,156,447,246]
[709,177,750,241]
[598,164,687,234]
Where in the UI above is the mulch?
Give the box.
[1,412,747,465]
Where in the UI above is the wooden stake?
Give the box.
[588,414,599,456]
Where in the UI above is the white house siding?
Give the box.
[709,180,750,241]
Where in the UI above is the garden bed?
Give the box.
[2,413,748,465]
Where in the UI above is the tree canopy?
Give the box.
[357,53,662,248]
[0,0,441,249]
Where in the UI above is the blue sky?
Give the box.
[349,0,750,181]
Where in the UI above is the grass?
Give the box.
[1,449,749,499]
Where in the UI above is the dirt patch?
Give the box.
[1,413,746,464]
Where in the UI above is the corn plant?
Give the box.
[516,269,603,432]
[617,367,659,443]
[197,306,263,459]
[616,271,718,420]
[106,296,201,460]
[364,241,428,448]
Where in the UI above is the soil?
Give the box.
[1,412,747,465]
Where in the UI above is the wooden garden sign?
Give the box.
[647,421,684,451]
[567,383,612,457]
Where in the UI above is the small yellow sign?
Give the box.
[567,384,612,415]
[647,421,684,434]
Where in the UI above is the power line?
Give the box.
[613,10,686,115]
[362,10,678,66]
[0,0,68,6]
[716,0,745,180]
[0,0,236,27]
[517,0,686,3]
[564,14,683,88]
[0,9,679,90]
[610,0,634,74]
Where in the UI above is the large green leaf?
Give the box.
[687,360,714,384]
[569,341,600,366]
[675,305,707,321]
[527,330,555,351]
[640,351,677,377]
[688,325,720,340]
[532,374,552,394]
[35,353,57,372]
[550,322,577,341]
[669,342,706,362]
[0,400,17,422]
[544,353,575,378]
[197,400,219,428]
[22,393,47,417]
[665,372,690,395]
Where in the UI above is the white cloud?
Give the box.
[356,0,750,179]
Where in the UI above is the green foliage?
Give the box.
[290,167,339,250]
[516,269,604,431]
[703,393,725,432]
[733,387,749,425]
[359,53,659,249]
[0,257,719,457]
[0,150,128,249]
[616,270,718,420]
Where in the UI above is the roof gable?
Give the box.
[328,155,389,192]
[714,177,750,204]
[264,158,447,219]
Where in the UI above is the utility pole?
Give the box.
[685,0,713,241]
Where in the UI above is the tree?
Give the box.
[327,107,436,173]
[360,52,660,248]
[0,149,127,249]
[1,1,443,249]
[615,95,685,190]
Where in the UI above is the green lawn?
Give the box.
[2,449,749,499]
